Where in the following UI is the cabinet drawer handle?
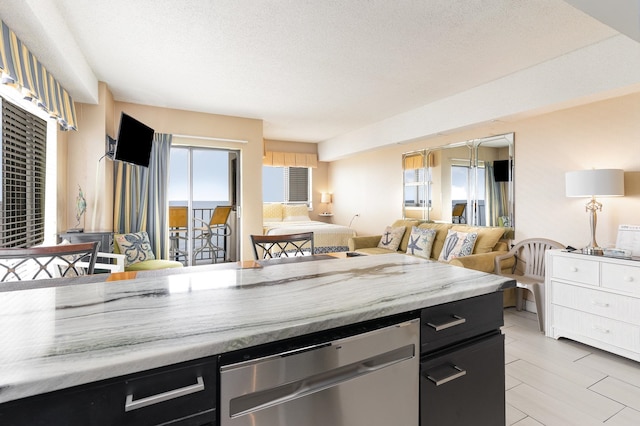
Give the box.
[624,276,634,282]
[426,315,466,331]
[569,266,578,272]
[125,376,205,412]
[592,325,610,334]
[426,365,467,386]
[591,300,610,308]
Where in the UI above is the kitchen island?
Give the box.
[0,253,514,425]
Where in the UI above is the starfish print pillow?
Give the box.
[406,226,437,259]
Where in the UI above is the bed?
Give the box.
[263,204,356,254]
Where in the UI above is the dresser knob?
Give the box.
[570,267,578,272]
[591,300,610,308]
[624,276,634,282]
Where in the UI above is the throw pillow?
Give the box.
[282,204,311,222]
[263,203,283,221]
[377,226,406,252]
[438,230,478,262]
[115,231,156,267]
[405,226,436,259]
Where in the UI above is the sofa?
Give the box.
[348,219,514,274]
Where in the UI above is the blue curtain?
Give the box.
[114,133,172,258]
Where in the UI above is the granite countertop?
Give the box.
[0,253,514,404]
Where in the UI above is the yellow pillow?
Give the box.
[263,203,283,221]
[283,204,310,222]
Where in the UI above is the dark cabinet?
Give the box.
[59,231,114,253]
[420,332,505,425]
[0,356,217,426]
[420,292,505,426]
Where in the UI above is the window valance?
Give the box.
[263,151,318,168]
[0,20,78,130]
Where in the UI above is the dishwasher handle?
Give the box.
[229,344,415,418]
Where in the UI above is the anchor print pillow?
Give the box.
[406,226,437,259]
[115,231,156,266]
[377,226,406,252]
[438,230,478,262]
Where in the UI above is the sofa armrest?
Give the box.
[493,251,517,275]
[348,235,382,251]
[448,251,510,274]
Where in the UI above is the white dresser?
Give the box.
[545,249,640,361]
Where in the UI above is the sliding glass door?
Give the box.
[168,147,239,264]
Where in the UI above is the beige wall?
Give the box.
[329,91,640,250]
[64,84,264,260]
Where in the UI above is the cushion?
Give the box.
[263,203,283,221]
[115,232,156,267]
[282,204,310,222]
[377,226,406,252]
[438,230,478,262]
[417,223,453,258]
[451,225,505,254]
[391,219,420,252]
[405,226,436,259]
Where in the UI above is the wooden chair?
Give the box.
[494,238,565,332]
[251,232,314,260]
[193,206,233,263]
[452,203,466,223]
[0,241,99,282]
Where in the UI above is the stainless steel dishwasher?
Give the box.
[219,318,419,426]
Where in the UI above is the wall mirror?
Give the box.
[403,133,514,237]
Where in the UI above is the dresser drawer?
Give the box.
[551,282,640,325]
[421,292,503,354]
[551,255,599,286]
[602,263,640,295]
[552,305,640,353]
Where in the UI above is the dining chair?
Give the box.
[169,206,189,264]
[494,238,565,332]
[193,206,233,263]
[250,232,314,260]
[0,241,99,282]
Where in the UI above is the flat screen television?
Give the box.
[114,113,154,167]
[493,159,512,182]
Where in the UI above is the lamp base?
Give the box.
[582,246,604,256]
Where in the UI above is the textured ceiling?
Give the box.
[0,0,627,145]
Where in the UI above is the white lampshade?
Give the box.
[321,193,332,203]
[566,169,624,197]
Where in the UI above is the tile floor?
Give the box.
[503,308,640,425]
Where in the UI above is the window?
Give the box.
[0,97,47,247]
[263,166,311,205]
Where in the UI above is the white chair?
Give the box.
[494,238,565,332]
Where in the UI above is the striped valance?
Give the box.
[263,151,318,168]
[0,20,77,130]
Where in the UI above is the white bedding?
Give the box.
[263,220,356,254]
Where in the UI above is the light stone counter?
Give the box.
[0,253,514,404]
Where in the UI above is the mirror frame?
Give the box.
[403,133,514,236]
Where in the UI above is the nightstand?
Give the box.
[318,213,333,222]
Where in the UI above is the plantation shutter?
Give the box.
[285,167,309,203]
[0,97,47,247]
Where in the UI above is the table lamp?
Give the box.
[321,192,332,214]
[565,169,624,255]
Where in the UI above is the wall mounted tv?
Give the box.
[114,113,154,167]
[493,159,512,182]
